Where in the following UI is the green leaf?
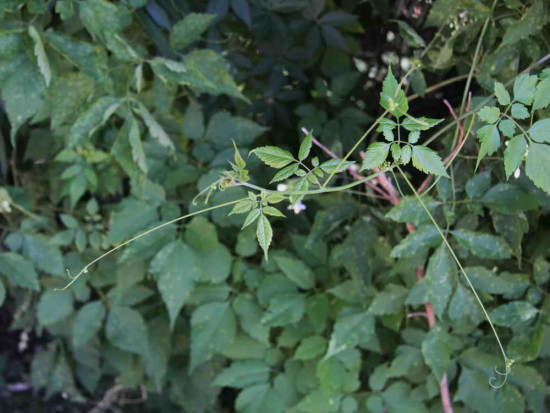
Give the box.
[150,241,201,328]
[478,106,500,124]
[183,101,205,139]
[421,326,451,381]
[261,292,305,327]
[69,96,121,146]
[368,284,408,315]
[250,146,295,169]
[133,102,175,149]
[37,291,73,326]
[481,183,539,214]
[170,13,215,49]
[196,244,232,283]
[106,198,157,245]
[126,116,147,173]
[533,76,550,110]
[448,283,483,325]
[262,206,285,218]
[270,163,299,183]
[235,383,283,413]
[511,103,529,120]
[256,214,273,259]
[233,294,270,344]
[391,224,441,258]
[503,135,527,177]
[318,159,355,174]
[385,196,439,226]
[451,229,512,259]
[360,142,390,171]
[476,124,501,163]
[498,119,515,138]
[508,324,544,362]
[242,209,261,229]
[28,26,51,87]
[411,146,448,177]
[72,301,106,348]
[214,360,270,388]
[380,67,408,117]
[190,302,236,371]
[3,55,45,142]
[425,245,456,318]
[400,145,412,164]
[501,0,546,47]
[525,142,550,194]
[205,112,268,149]
[184,216,218,251]
[401,117,443,131]
[23,234,64,276]
[494,81,511,105]
[294,336,327,360]
[0,252,39,290]
[396,21,425,48]
[79,0,123,38]
[528,119,550,143]
[106,306,150,357]
[299,131,313,161]
[325,308,375,358]
[513,73,538,105]
[489,301,538,327]
[273,255,315,289]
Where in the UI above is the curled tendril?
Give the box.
[54,267,89,292]
[192,180,220,205]
[489,358,515,389]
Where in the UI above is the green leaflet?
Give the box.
[69,96,121,146]
[170,13,215,49]
[0,252,39,290]
[37,290,73,326]
[379,67,408,117]
[106,306,150,357]
[421,326,451,381]
[190,301,237,371]
[525,143,550,194]
[150,241,201,328]
[72,301,106,348]
[451,229,512,259]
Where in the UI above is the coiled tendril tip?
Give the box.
[489,358,514,389]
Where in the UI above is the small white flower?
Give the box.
[288,202,306,214]
[514,168,521,179]
[0,199,11,213]
[277,184,288,192]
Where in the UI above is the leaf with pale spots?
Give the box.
[150,240,201,328]
[325,308,375,359]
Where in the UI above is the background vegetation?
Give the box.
[0,0,549,412]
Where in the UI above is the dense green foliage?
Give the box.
[0,0,549,412]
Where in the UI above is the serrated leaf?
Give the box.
[489,301,538,327]
[380,67,408,117]
[242,209,261,228]
[513,73,538,105]
[133,102,175,149]
[270,163,299,183]
[214,360,270,388]
[421,326,451,381]
[69,96,121,146]
[299,131,313,161]
[190,301,236,371]
[478,106,500,124]
[385,196,439,226]
[233,294,269,344]
[150,241,201,328]
[528,119,550,143]
[525,142,550,194]
[451,229,512,259]
[498,119,515,138]
[402,117,443,131]
[476,124,501,164]
[37,291,73,326]
[501,0,546,47]
[106,306,149,357]
[504,135,527,177]
[256,214,273,259]
[325,309,375,358]
[360,142,390,171]
[400,145,412,164]
[72,301,106,348]
[274,255,315,289]
[494,81,511,105]
[0,252,39,290]
[368,284,408,315]
[261,292,305,327]
[28,26,51,87]
[23,234,64,276]
[294,336,327,360]
[250,146,295,169]
[511,103,529,119]
[481,183,539,213]
[230,200,254,215]
[319,159,355,174]
[533,76,550,110]
[425,245,456,318]
[106,198,157,245]
[391,224,441,258]
[170,13,215,49]
[411,146,448,177]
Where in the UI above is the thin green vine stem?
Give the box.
[397,165,513,388]
[56,198,247,291]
